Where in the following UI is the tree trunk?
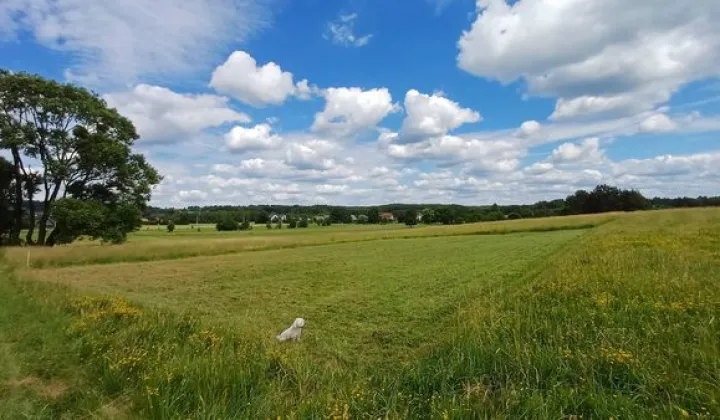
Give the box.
[37,180,61,246]
[25,193,36,245]
[46,227,58,247]
[9,146,23,245]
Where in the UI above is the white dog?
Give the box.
[276,318,305,342]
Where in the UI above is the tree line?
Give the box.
[0,70,160,246]
[144,185,720,228]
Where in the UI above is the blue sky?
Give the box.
[1,0,719,206]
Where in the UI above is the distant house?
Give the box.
[269,213,287,223]
[313,214,330,222]
[350,214,358,222]
[379,212,395,222]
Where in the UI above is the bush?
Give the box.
[216,217,238,231]
[167,220,175,232]
[507,212,522,220]
[239,220,252,231]
[275,221,282,229]
[298,219,308,228]
[266,222,272,230]
[288,219,297,229]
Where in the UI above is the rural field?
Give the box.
[1,208,719,419]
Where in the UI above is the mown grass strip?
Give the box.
[10,213,615,269]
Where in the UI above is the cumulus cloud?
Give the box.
[285,140,338,170]
[312,87,399,136]
[517,120,541,137]
[209,50,313,106]
[639,113,679,133]
[613,153,720,178]
[225,123,282,152]
[550,138,605,164]
[458,0,720,119]
[399,89,481,142]
[325,13,372,47]
[0,0,272,85]
[385,134,523,172]
[104,84,250,142]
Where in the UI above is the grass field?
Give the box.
[1,208,719,418]
[7,213,615,269]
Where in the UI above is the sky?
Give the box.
[1,0,719,207]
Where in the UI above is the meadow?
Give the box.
[1,208,719,418]
[7,213,613,269]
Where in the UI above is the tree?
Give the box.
[405,209,418,227]
[23,171,42,244]
[0,71,160,245]
[167,220,175,232]
[330,207,349,224]
[420,208,435,224]
[367,207,380,224]
[255,210,269,224]
[298,218,308,228]
[216,216,238,231]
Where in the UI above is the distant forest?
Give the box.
[143,185,720,226]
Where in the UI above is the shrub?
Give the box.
[507,212,522,220]
[239,220,252,231]
[167,221,175,232]
[298,219,308,228]
[216,217,238,231]
[266,222,272,230]
[288,219,297,229]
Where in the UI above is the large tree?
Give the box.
[0,70,160,246]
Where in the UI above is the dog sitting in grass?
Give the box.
[276,318,305,342]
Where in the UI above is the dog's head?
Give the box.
[293,318,305,328]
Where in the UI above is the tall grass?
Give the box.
[8,213,616,269]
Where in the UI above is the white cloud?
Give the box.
[285,140,338,170]
[225,123,282,152]
[104,84,249,142]
[549,94,662,120]
[399,89,481,142]
[550,138,605,164]
[325,13,372,47]
[176,189,208,201]
[385,134,524,172]
[0,0,271,85]
[315,184,349,195]
[209,50,313,107]
[518,120,541,137]
[458,0,720,119]
[639,113,679,133]
[312,87,399,136]
[212,163,236,174]
[613,153,720,178]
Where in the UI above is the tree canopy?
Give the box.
[0,70,160,246]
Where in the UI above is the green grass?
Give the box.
[1,208,719,418]
[25,229,583,372]
[7,213,615,269]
